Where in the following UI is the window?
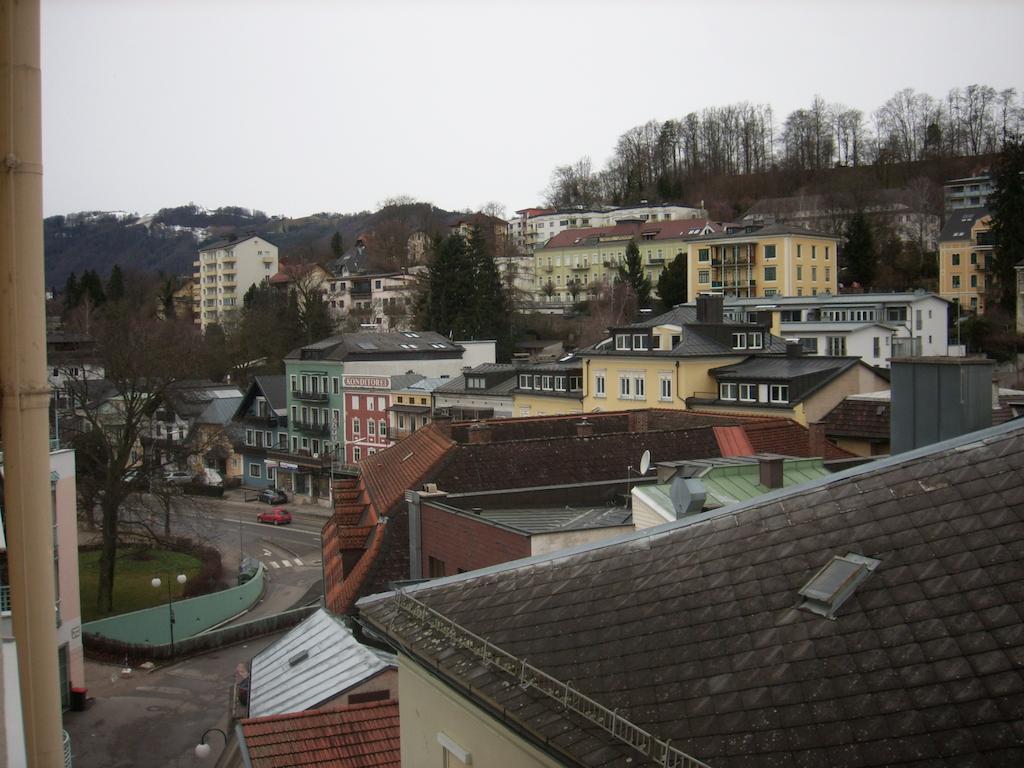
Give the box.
[739,383,757,402]
[634,375,646,399]
[619,375,631,398]
[249,463,261,478]
[873,337,881,357]
[379,420,387,437]
[352,418,360,435]
[764,266,777,281]
[615,334,630,350]
[811,267,817,281]
[542,375,553,390]
[797,244,802,258]
[769,384,789,403]
[970,252,978,265]
[886,307,908,322]
[246,429,254,446]
[825,246,830,260]
[970,274,978,288]
[748,332,763,349]
[698,248,710,262]
[351,395,360,409]
[659,374,672,401]
[719,382,737,400]
[554,375,566,391]
[825,267,831,282]
[353,446,361,461]
[812,245,817,259]
[632,334,648,350]
[764,244,776,259]
[827,336,847,356]
[951,253,960,266]
[519,374,530,389]
[398,415,405,429]
[952,275,961,288]
[698,269,710,284]
[595,371,606,397]
[796,266,803,280]
[732,332,747,349]
[368,420,376,436]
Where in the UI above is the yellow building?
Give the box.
[938,208,992,314]
[511,359,584,417]
[684,224,839,299]
[580,295,886,425]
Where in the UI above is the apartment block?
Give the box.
[938,208,992,314]
[944,174,994,211]
[193,234,279,331]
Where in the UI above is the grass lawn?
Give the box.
[79,544,202,622]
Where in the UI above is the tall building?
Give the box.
[937,208,992,313]
[192,234,279,331]
[944,174,994,211]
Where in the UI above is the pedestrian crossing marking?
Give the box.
[268,561,280,569]
[281,560,292,567]
[293,557,303,566]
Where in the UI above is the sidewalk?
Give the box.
[63,633,282,768]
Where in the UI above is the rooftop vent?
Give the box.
[288,650,310,667]
[798,553,880,619]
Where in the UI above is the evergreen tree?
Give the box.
[64,271,81,311]
[300,290,335,343]
[989,139,1024,313]
[467,226,512,358]
[842,211,876,287]
[106,264,126,303]
[330,231,344,258]
[79,269,107,307]
[657,252,688,309]
[416,233,476,340]
[617,239,652,308]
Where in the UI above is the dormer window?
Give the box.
[632,334,648,350]
[467,377,486,390]
[518,374,530,389]
[732,333,747,350]
[748,332,763,349]
[719,383,737,400]
[615,334,630,350]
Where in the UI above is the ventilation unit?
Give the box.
[798,552,880,619]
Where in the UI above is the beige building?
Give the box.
[938,208,992,314]
[193,234,279,331]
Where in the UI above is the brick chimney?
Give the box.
[627,410,650,434]
[575,419,594,437]
[695,294,724,324]
[467,422,492,444]
[758,456,784,489]
[807,421,827,458]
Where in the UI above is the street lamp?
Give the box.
[194,727,228,759]
[151,573,187,658]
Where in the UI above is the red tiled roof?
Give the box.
[743,419,855,460]
[713,426,755,457]
[340,526,374,550]
[543,218,725,249]
[822,398,891,440]
[268,271,292,284]
[240,700,399,768]
[360,424,456,517]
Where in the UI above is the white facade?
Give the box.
[322,270,420,330]
[510,203,707,256]
[724,292,950,368]
[193,235,279,331]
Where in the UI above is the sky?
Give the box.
[42,0,1024,219]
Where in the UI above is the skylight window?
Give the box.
[798,553,880,619]
[357,342,377,350]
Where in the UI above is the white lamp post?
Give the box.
[194,727,227,759]
[151,573,187,658]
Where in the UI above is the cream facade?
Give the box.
[583,354,738,414]
[397,654,563,768]
[193,235,279,331]
[939,212,992,314]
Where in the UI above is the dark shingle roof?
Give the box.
[197,233,276,252]
[939,207,989,242]
[359,419,1024,768]
[285,332,463,361]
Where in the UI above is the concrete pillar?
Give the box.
[0,0,66,764]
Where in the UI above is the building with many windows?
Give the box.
[938,208,993,314]
[233,376,290,489]
[192,234,279,331]
[944,173,994,211]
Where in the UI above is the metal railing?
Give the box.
[391,591,710,768]
[0,585,10,614]
[63,730,72,767]
[291,389,329,402]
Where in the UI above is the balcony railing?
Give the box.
[292,389,328,403]
[293,420,329,436]
[266,446,335,469]
[64,730,72,768]
[1,585,10,614]
[571,263,589,271]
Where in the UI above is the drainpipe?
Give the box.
[0,0,65,764]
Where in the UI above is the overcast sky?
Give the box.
[42,0,1024,219]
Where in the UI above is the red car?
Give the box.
[256,507,292,526]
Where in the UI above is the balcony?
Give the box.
[243,413,280,428]
[292,389,328,403]
[293,419,329,436]
[571,263,590,271]
[648,258,665,266]
[266,446,335,469]
[542,265,553,273]
[711,256,754,267]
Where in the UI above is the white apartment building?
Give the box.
[509,202,707,256]
[722,292,952,368]
[193,234,279,331]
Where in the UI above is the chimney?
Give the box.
[627,410,650,434]
[467,422,492,444]
[754,305,781,337]
[575,419,594,437]
[758,456,784,489]
[807,421,827,458]
[786,341,803,358]
[695,294,724,324]
[993,378,1000,409]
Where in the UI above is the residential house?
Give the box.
[534,218,725,310]
[248,608,396,718]
[322,408,852,616]
[388,377,444,442]
[432,364,517,420]
[1,446,85,745]
[193,234,279,331]
[944,173,994,211]
[233,376,290,489]
[511,356,584,417]
[359,418,1024,768]
[685,224,839,299]
[938,208,992,313]
[187,395,244,483]
[234,700,399,768]
[143,380,243,473]
[722,291,951,366]
[277,332,485,504]
[46,329,104,415]
[510,202,707,257]
[341,373,423,465]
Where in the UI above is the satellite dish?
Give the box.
[639,449,651,475]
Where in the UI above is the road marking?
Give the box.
[293,557,303,566]
[268,561,280,569]
[281,560,292,568]
[262,549,272,556]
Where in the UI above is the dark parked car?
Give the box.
[257,488,287,504]
[257,507,292,526]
